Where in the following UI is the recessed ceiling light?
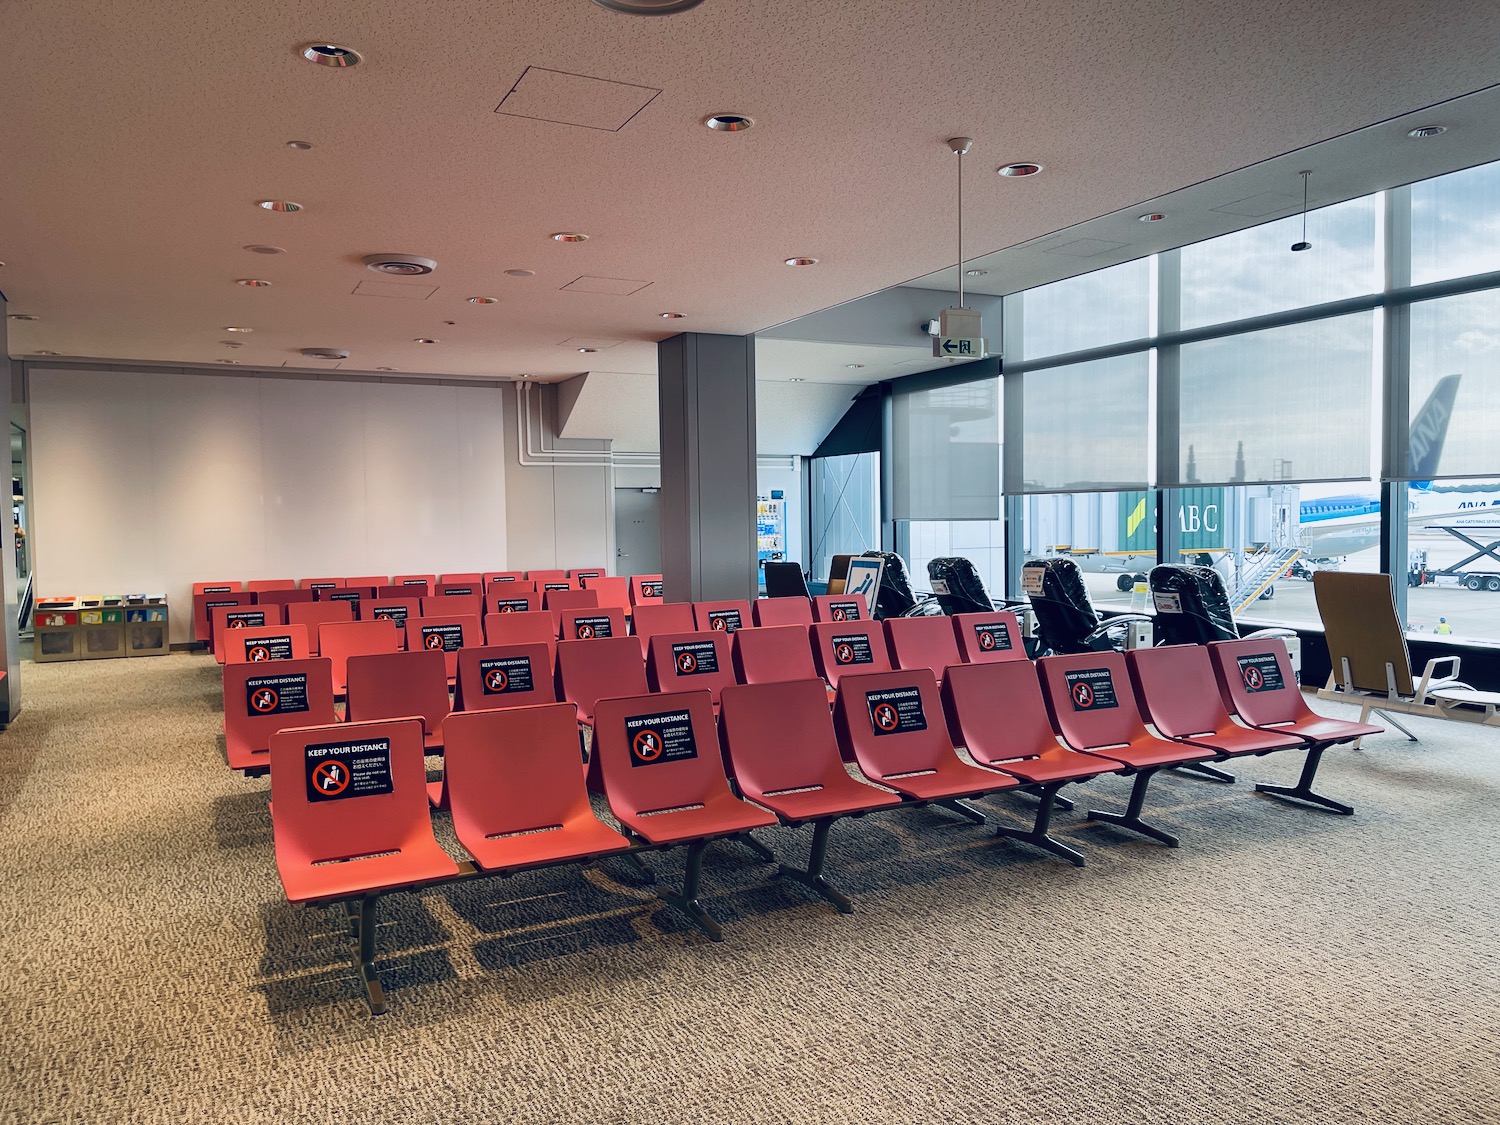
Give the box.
[1138,212,1166,222]
[467,296,499,305]
[789,377,806,382]
[257,199,303,213]
[223,326,253,333]
[964,269,987,277]
[243,244,286,255]
[413,338,438,344]
[220,341,243,348]
[299,43,362,67]
[1408,125,1447,139]
[7,314,38,321]
[0,261,7,267]
[216,359,240,364]
[591,0,706,13]
[577,347,598,353]
[845,363,864,369]
[34,350,58,356]
[236,278,272,287]
[376,367,397,372]
[550,232,589,242]
[659,312,685,319]
[784,257,817,267]
[505,269,536,277]
[703,113,754,132]
[998,162,1043,178]
[285,140,314,151]
[362,253,436,276]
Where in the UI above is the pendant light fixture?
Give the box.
[933,137,985,358]
[1291,170,1312,252]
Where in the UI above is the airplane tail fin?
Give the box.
[1408,373,1460,483]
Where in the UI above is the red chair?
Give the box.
[1036,652,1215,847]
[483,609,558,665]
[483,570,527,585]
[364,597,421,640]
[832,668,1017,821]
[444,704,630,871]
[561,606,626,641]
[883,615,961,683]
[544,588,598,631]
[454,643,558,712]
[268,717,461,1014]
[752,597,812,628]
[632,601,697,658]
[647,630,735,709]
[693,599,752,634]
[286,600,355,655]
[732,624,824,689]
[301,577,345,593]
[581,575,632,618]
[813,593,869,623]
[405,614,481,680]
[439,572,483,586]
[527,569,568,585]
[1127,644,1306,785]
[318,619,402,697]
[193,580,241,594]
[345,649,452,754]
[592,689,778,940]
[1209,638,1382,815]
[486,588,541,616]
[222,623,312,665]
[245,579,295,593]
[556,635,648,731]
[434,582,481,601]
[720,678,903,910]
[629,574,664,607]
[211,603,285,664]
[194,590,253,648]
[256,588,316,612]
[568,567,607,582]
[344,575,388,588]
[941,660,1122,867]
[952,611,1030,664]
[424,594,481,623]
[222,657,338,774]
[811,620,892,691]
[321,587,374,616]
[390,575,434,596]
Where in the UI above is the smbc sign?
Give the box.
[1117,488,1225,552]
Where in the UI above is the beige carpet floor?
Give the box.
[2,652,1498,1124]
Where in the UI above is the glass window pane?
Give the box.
[1405,476,1500,640]
[808,452,879,582]
[904,519,1006,600]
[890,379,999,520]
[1018,258,1152,360]
[1022,352,1151,492]
[1410,160,1500,286]
[1179,195,1379,330]
[1019,491,1153,610]
[1407,291,1500,479]
[1178,312,1376,485]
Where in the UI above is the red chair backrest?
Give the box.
[343,575,389,587]
[544,588,598,630]
[424,594,481,621]
[832,668,957,775]
[732,623,820,685]
[211,603,285,663]
[811,620,892,688]
[483,609,558,664]
[569,567,607,582]
[253,588,316,609]
[952,611,1028,663]
[484,571,528,585]
[581,576,631,616]
[222,623,312,665]
[440,572,483,585]
[752,597,812,628]
[486,588,542,616]
[883,615,961,680]
[454,643,558,711]
[592,689,726,814]
[629,574,665,606]
[527,569,569,585]
[561,606,626,642]
[318,619,402,693]
[1036,652,1151,750]
[244,579,294,592]
[693,599,753,634]
[647,630,735,705]
[813,593,869,624]
[720,678,854,799]
[556,635,648,724]
[286,600,355,653]
[268,717,435,867]
[194,590,253,646]
[434,583,481,602]
[320,587,373,616]
[223,657,338,768]
[940,660,1061,765]
[364,597,421,639]
[390,575,435,596]
[345,648,451,734]
[632,602,697,656]
[1208,638,1309,727]
[194,580,242,595]
[1126,644,1234,737]
[404,614,482,679]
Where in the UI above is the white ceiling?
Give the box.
[5,0,1500,413]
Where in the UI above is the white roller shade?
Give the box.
[890,378,1000,520]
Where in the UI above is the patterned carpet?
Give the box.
[2,652,1497,1124]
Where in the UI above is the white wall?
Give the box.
[30,367,511,643]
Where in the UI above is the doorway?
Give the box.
[614,488,661,576]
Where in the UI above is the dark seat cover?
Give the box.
[1025,557,1102,655]
[927,557,994,616]
[1149,564,1236,645]
[860,551,917,619]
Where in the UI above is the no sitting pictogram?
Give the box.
[978,631,996,650]
[831,607,847,621]
[632,729,663,762]
[1072,681,1095,708]
[711,618,727,630]
[248,646,270,662]
[425,633,445,649]
[873,703,900,731]
[835,643,854,664]
[228,618,249,629]
[485,668,509,691]
[577,623,595,639]
[1242,665,1264,690]
[676,651,697,673]
[251,687,279,713]
[311,759,350,796]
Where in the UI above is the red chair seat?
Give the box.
[460,812,629,870]
[612,789,776,845]
[1088,735,1212,771]
[994,745,1120,785]
[751,778,902,821]
[874,759,1019,802]
[277,835,458,903]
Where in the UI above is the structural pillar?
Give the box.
[658,333,757,601]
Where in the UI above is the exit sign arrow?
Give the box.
[934,336,986,358]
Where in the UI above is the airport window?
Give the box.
[1405,477,1500,641]
[1021,352,1153,493]
[1018,491,1153,611]
[1410,160,1500,287]
[1179,194,1379,329]
[904,519,1006,602]
[1019,257,1153,360]
[808,451,879,584]
[890,378,1000,521]
[1407,291,1500,479]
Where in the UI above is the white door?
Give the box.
[614,488,661,576]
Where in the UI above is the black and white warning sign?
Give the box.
[479,655,534,695]
[308,582,338,592]
[202,586,234,594]
[671,640,718,676]
[244,634,293,662]
[574,570,603,580]
[1236,652,1284,693]
[1064,667,1118,710]
[224,610,265,630]
[640,581,662,599]
[543,582,572,592]
[420,623,465,652]
[402,578,429,586]
[370,604,410,627]
[572,614,614,639]
[1153,592,1183,614]
[827,600,862,622]
[442,586,475,597]
[705,609,742,632]
[1020,567,1046,596]
[205,599,240,616]
[492,597,531,614]
[304,737,393,802]
[625,709,697,767]
[831,633,874,666]
[865,686,927,736]
[489,575,518,583]
[972,621,1012,653]
[328,590,362,606]
[245,673,308,717]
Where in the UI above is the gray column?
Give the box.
[658,333,757,601]
[0,296,19,725]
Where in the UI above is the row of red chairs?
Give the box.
[269,636,1378,1013]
